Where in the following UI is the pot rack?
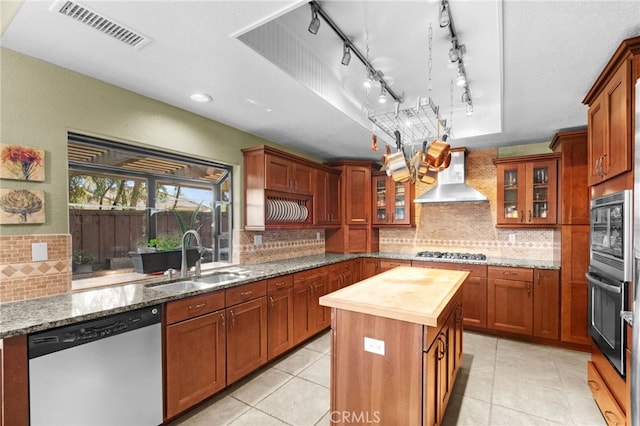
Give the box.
[367,97,450,149]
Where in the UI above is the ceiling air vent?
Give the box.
[51,0,152,49]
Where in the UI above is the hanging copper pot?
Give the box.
[426,140,450,168]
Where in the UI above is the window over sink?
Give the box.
[67,133,233,281]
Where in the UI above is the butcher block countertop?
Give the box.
[319,266,469,327]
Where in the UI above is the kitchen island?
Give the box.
[319,266,468,426]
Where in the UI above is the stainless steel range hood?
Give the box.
[414,148,488,204]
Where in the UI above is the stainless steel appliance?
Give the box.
[28,305,163,425]
[587,189,633,376]
[629,77,640,426]
[589,189,633,282]
[586,266,628,375]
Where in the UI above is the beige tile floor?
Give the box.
[170,331,606,426]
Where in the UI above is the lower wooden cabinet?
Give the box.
[165,292,227,419]
[361,258,379,279]
[412,261,488,330]
[587,361,626,426]
[328,260,357,292]
[293,266,329,345]
[266,275,294,360]
[226,282,268,385]
[488,266,559,339]
[379,258,411,272]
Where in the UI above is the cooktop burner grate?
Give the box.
[416,251,487,261]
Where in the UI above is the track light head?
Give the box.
[465,102,473,117]
[341,43,351,66]
[308,5,320,34]
[378,87,388,104]
[439,0,450,28]
[456,63,467,87]
[461,87,471,104]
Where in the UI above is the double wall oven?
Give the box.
[587,189,632,376]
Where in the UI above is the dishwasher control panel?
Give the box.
[28,305,161,359]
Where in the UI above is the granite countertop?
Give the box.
[320,266,468,327]
[0,253,560,339]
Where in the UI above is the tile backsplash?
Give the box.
[0,234,71,302]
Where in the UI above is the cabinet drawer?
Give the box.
[166,291,225,324]
[488,266,533,281]
[294,266,327,286]
[267,275,293,293]
[226,280,267,306]
[412,260,487,278]
[587,361,626,426]
[379,259,411,271]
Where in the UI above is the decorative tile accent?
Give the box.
[0,234,71,302]
[237,229,325,265]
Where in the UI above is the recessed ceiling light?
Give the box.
[190,93,212,103]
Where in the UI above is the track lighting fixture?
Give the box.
[439,0,450,28]
[308,4,320,34]
[466,102,473,117]
[378,86,387,104]
[461,86,471,104]
[363,68,376,88]
[341,43,351,66]
[448,39,461,62]
[456,63,467,87]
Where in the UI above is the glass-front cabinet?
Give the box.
[495,154,558,227]
[372,172,415,227]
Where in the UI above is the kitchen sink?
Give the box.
[147,271,248,293]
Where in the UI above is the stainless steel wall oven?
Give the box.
[588,189,633,377]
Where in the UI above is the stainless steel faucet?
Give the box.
[181,230,202,278]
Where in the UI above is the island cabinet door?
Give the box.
[331,310,423,426]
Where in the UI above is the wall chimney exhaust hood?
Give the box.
[414,148,488,204]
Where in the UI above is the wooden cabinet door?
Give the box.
[267,287,294,360]
[423,343,437,426]
[496,163,527,225]
[315,169,329,224]
[602,62,630,181]
[533,269,560,340]
[265,153,292,192]
[165,311,226,419]
[309,274,330,333]
[372,174,388,225]
[293,282,311,345]
[560,225,591,345]
[292,163,314,195]
[226,297,268,384]
[345,166,371,224]
[462,276,487,329]
[525,159,557,225]
[488,277,533,335]
[587,93,606,186]
[327,171,341,225]
[361,258,379,279]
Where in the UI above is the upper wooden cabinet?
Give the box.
[550,129,589,225]
[583,36,640,187]
[315,167,341,226]
[494,154,559,228]
[372,172,415,227]
[264,153,314,195]
[325,161,380,253]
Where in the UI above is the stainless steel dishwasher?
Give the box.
[28,305,163,425]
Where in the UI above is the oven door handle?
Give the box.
[585,273,622,294]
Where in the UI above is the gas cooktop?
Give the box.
[416,251,487,261]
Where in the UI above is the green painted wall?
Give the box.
[0,47,308,236]
[497,141,552,158]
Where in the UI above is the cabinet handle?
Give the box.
[220,312,225,328]
[230,310,235,328]
[240,290,254,299]
[274,281,287,288]
[527,283,531,297]
[601,153,607,176]
[520,211,524,222]
[189,302,207,310]
[502,271,518,276]
[528,210,532,222]
[587,380,600,391]
[269,295,275,308]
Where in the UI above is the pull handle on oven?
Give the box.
[585,272,622,294]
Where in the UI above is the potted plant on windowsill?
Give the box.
[73,249,96,274]
[129,236,199,274]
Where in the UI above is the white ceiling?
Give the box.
[2,1,639,161]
